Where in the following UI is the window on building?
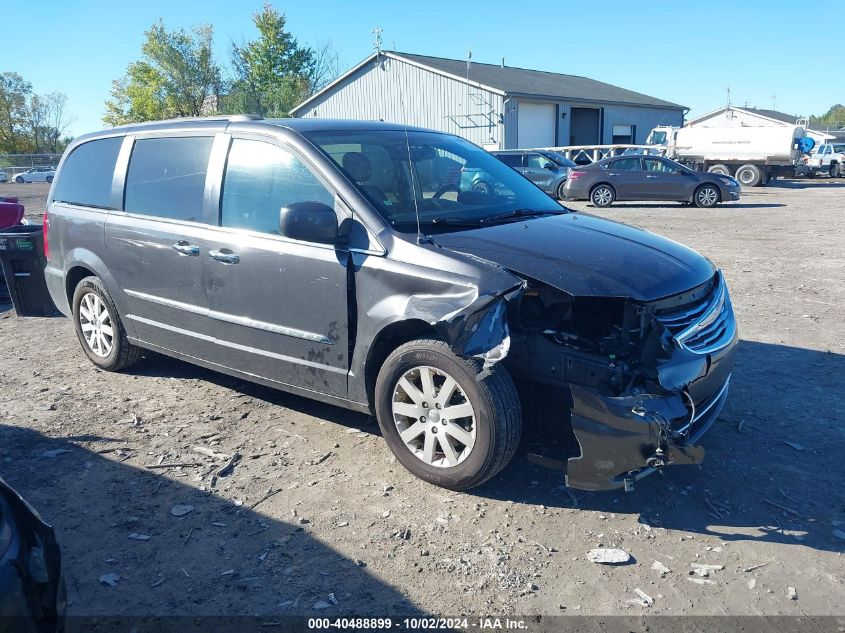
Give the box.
[612,124,635,145]
[221,139,335,235]
[52,137,123,209]
[124,136,214,221]
[607,157,642,171]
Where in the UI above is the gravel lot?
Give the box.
[1,180,843,619]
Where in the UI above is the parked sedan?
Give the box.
[563,154,740,208]
[492,149,577,199]
[0,170,7,183]
[14,168,56,183]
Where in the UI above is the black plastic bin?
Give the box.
[0,225,58,317]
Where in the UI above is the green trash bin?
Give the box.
[0,225,58,317]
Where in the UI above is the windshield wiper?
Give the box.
[478,208,566,224]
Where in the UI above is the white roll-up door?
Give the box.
[517,102,556,148]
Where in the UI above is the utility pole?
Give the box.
[372,26,383,55]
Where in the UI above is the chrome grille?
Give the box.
[654,273,736,354]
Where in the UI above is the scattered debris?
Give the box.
[743,562,770,573]
[691,563,725,572]
[328,593,338,606]
[99,573,120,587]
[651,560,671,575]
[587,548,631,564]
[311,452,333,465]
[192,446,229,460]
[249,488,281,510]
[149,577,165,588]
[128,533,150,541]
[687,577,716,586]
[747,578,757,590]
[146,462,204,469]
[783,441,804,452]
[41,449,71,458]
[632,588,654,607]
[764,499,806,519]
[216,452,241,477]
[382,510,390,518]
[313,600,332,610]
[788,586,798,600]
[170,504,194,517]
[337,521,349,527]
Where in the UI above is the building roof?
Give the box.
[291,51,686,115]
[689,106,804,126]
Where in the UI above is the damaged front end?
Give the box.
[506,270,738,491]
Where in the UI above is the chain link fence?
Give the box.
[0,154,62,181]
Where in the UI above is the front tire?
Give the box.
[590,184,615,207]
[15,176,24,184]
[831,163,841,178]
[556,180,568,200]
[72,276,141,371]
[472,180,492,195]
[374,338,521,491]
[46,175,53,183]
[694,184,720,208]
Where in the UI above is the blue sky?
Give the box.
[2,0,841,137]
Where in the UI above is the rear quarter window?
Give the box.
[124,136,214,221]
[52,137,123,208]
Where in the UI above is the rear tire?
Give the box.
[694,184,720,208]
[830,163,841,178]
[556,180,568,200]
[472,180,492,194]
[72,276,141,372]
[374,338,521,491]
[15,176,23,184]
[590,184,615,207]
[46,175,53,183]
[707,164,731,176]
[735,164,762,187]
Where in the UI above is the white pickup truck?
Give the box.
[798,143,845,178]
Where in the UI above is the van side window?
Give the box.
[52,137,123,209]
[221,139,335,235]
[124,136,214,221]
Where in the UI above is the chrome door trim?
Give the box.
[124,289,334,344]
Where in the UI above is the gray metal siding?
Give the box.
[297,56,505,148]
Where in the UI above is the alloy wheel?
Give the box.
[391,366,477,468]
[78,292,114,357]
[593,187,612,206]
[697,187,718,206]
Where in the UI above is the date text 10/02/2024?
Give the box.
[307,617,529,630]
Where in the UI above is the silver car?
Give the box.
[14,167,56,183]
[491,149,576,199]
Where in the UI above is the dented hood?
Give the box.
[430,213,715,301]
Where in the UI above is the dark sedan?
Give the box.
[562,154,740,208]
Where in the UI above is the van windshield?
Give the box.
[303,130,564,230]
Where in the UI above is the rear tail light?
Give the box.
[43,211,50,260]
[568,171,585,181]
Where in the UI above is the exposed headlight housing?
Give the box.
[717,176,737,185]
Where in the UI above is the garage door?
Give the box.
[517,102,556,148]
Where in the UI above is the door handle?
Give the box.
[608,173,619,177]
[646,175,658,179]
[208,249,240,264]
[172,241,200,256]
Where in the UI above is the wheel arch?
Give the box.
[62,248,135,337]
[364,319,438,410]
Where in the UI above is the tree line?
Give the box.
[809,104,845,131]
[0,73,73,154]
[103,3,339,126]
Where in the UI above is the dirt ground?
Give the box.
[1,179,843,620]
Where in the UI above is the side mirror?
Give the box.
[543,162,557,171]
[279,201,341,244]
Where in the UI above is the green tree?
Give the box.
[104,20,221,126]
[810,104,845,130]
[223,3,317,117]
[0,72,34,153]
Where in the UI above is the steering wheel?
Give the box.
[433,183,460,199]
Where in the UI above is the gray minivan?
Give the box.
[43,116,737,492]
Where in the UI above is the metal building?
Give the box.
[290,51,687,150]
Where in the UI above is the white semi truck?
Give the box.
[646,125,809,186]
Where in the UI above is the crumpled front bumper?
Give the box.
[565,322,738,491]
[566,378,731,491]
[0,478,65,633]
